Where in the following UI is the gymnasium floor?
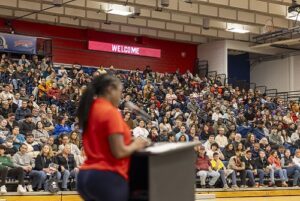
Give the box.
[216,196,300,201]
[1,194,300,201]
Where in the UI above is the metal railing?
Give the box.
[217,74,226,86]
[250,83,256,90]
[255,86,267,94]
[195,60,208,78]
[207,71,217,80]
[265,90,300,103]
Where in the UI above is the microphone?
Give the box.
[125,101,151,121]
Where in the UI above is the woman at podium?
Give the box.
[76,74,147,201]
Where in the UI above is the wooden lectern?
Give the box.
[129,142,200,201]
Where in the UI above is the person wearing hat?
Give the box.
[149,96,161,108]
[0,144,26,194]
[195,146,220,188]
[252,120,267,140]
[19,114,35,136]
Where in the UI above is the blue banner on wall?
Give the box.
[0,32,37,54]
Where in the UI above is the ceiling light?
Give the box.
[286,11,300,21]
[226,23,250,34]
[100,3,135,16]
[226,28,250,33]
[106,9,132,16]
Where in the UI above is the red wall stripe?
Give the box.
[0,19,197,73]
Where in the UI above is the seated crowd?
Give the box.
[0,53,300,193]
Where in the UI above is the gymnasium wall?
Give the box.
[228,53,250,84]
[197,40,279,78]
[197,40,227,75]
[250,55,300,92]
[0,19,197,73]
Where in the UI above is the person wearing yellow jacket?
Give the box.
[211,152,238,190]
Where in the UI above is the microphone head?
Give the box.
[125,101,151,121]
[125,101,139,111]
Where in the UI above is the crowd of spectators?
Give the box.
[0,53,300,193]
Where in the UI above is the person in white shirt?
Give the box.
[18,54,30,66]
[58,134,81,157]
[0,85,13,101]
[133,120,149,138]
[165,89,177,104]
[98,66,107,74]
[24,134,40,158]
[206,143,225,160]
[13,93,22,107]
[212,109,223,122]
[293,149,300,167]
[215,127,228,149]
[291,127,300,145]
[203,135,215,152]
[57,65,67,76]
[75,148,86,167]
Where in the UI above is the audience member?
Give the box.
[0,144,26,193]
[195,146,220,188]
[1,53,300,190]
[211,152,238,189]
[12,144,43,192]
[56,145,78,191]
[268,150,288,187]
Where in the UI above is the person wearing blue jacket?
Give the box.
[9,126,25,150]
[53,117,71,137]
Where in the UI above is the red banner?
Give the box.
[88,41,161,58]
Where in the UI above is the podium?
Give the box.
[129,142,200,201]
